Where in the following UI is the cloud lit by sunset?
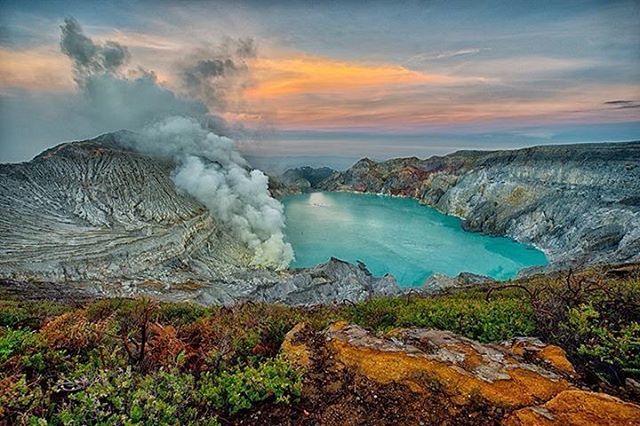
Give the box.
[0,0,638,163]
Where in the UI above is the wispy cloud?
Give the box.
[604,100,640,110]
[0,47,73,92]
[247,54,486,99]
[405,48,491,64]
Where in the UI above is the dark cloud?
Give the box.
[603,100,640,110]
[179,38,256,112]
[183,59,237,86]
[604,100,635,105]
[230,38,256,58]
[60,17,130,82]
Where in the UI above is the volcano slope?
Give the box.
[320,142,640,268]
[0,132,398,304]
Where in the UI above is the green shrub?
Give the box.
[0,374,47,421]
[200,357,302,415]
[343,293,536,342]
[55,367,210,426]
[568,304,640,380]
[155,302,208,326]
[0,328,34,363]
[0,300,69,329]
[530,273,640,384]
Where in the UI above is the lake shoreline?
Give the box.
[283,191,548,287]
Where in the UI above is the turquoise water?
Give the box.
[283,192,548,287]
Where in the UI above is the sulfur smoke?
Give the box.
[138,117,293,269]
[58,18,294,269]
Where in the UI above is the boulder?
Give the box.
[504,390,640,426]
[280,322,640,424]
[280,322,313,369]
[282,322,574,408]
[420,272,493,293]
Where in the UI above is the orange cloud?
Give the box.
[0,48,74,92]
[246,55,471,99]
[236,78,640,132]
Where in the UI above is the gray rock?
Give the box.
[269,166,336,198]
[321,142,640,268]
[247,257,401,305]
[419,272,493,293]
[0,134,398,305]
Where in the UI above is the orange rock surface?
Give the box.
[280,322,313,369]
[327,323,571,408]
[504,337,576,376]
[280,322,640,424]
[504,390,640,425]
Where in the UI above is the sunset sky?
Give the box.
[1,0,639,166]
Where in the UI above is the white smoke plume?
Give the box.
[136,117,294,269]
[57,18,293,269]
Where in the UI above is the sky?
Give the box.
[0,0,639,167]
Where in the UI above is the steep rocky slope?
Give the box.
[320,142,640,267]
[1,132,249,286]
[0,133,398,304]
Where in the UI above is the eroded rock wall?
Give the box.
[0,134,401,304]
[320,142,640,266]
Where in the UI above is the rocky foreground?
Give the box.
[2,262,639,425]
[280,322,640,425]
[319,142,640,268]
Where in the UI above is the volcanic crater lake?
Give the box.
[283,192,548,287]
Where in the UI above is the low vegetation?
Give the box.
[0,265,638,424]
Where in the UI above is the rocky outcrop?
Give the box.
[296,322,573,408]
[269,166,335,198]
[320,142,640,268]
[282,166,335,190]
[0,132,251,285]
[247,257,400,305]
[281,322,640,425]
[420,271,493,293]
[0,134,399,305]
[505,390,640,426]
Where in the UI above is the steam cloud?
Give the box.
[137,117,293,269]
[58,18,293,269]
[58,18,208,133]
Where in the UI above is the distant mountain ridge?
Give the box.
[2,136,638,304]
[318,141,640,267]
[270,166,336,197]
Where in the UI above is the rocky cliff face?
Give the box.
[320,142,640,267]
[0,133,399,304]
[269,166,335,198]
[1,132,251,284]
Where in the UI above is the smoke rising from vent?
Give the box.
[137,117,293,269]
[57,18,293,269]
